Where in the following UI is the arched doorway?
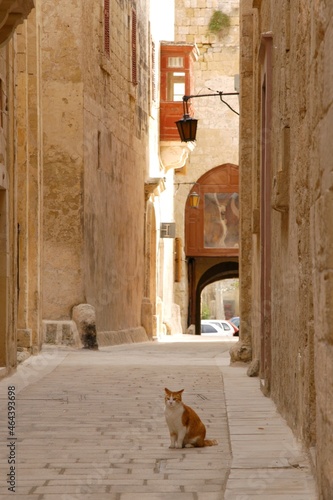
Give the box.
[195,262,239,335]
[185,164,239,334]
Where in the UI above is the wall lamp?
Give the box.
[175,91,239,143]
[188,191,200,208]
[175,182,201,209]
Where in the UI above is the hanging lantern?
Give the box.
[189,191,200,208]
[176,115,198,142]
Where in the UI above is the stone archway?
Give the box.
[185,163,239,258]
[193,260,239,335]
[184,163,239,334]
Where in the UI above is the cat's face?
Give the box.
[164,388,184,408]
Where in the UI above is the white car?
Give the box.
[201,320,235,337]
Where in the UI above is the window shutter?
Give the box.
[104,0,110,56]
[131,9,137,85]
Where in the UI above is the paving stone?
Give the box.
[120,495,195,500]
[0,339,317,498]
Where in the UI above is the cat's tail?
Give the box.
[204,439,218,446]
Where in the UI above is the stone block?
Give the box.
[247,358,260,377]
[97,327,149,346]
[186,324,195,335]
[186,35,195,43]
[252,208,260,234]
[44,323,57,344]
[230,341,252,363]
[17,328,32,348]
[72,303,98,350]
[17,349,31,364]
[61,323,75,346]
[141,297,153,339]
[43,320,82,347]
[272,170,289,212]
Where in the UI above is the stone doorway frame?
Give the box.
[187,258,239,335]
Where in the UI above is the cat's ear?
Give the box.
[164,388,171,394]
[179,389,184,394]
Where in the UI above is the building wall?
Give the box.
[41,0,84,321]
[40,0,151,340]
[16,9,43,355]
[0,1,37,378]
[174,0,240,331]
[1,0,174,361]
[175,0,239,167]
[237,0,254,355]
[240,0,333,496]
[0,41,16,375]
[81,0,149,334]
[309,2,333,496]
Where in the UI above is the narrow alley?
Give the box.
[0,337,316,499]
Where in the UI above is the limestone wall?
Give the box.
[0,1,37,376]
[41,0,150,337]
[240,0,333,496]
[175,0,239,169]
[0,41,16,374]
[238,0,254,353]
[81,0,149,334]
[309,2,333,496]
[41,0,85,320]
[16,10,43,355]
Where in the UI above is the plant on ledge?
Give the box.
[208,10,230,36]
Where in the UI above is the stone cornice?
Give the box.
[159,141,196,172]
[0,0,35,47]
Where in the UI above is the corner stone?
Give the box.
[229,340,252,363]
[72,303,99,350]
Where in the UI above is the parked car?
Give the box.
[212,319,239,336]
[230,316,240,329]
[226,320,239,336]
[201,320,235,337]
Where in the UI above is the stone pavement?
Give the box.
[0,335,317,499]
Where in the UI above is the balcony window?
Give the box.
[167,72,185,101]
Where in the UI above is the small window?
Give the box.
[168,57,184,68]
[167,72,185,101]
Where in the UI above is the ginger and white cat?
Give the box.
[164,388,218,448]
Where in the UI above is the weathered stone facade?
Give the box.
[239,0,333,496]
[41,0,151,343]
